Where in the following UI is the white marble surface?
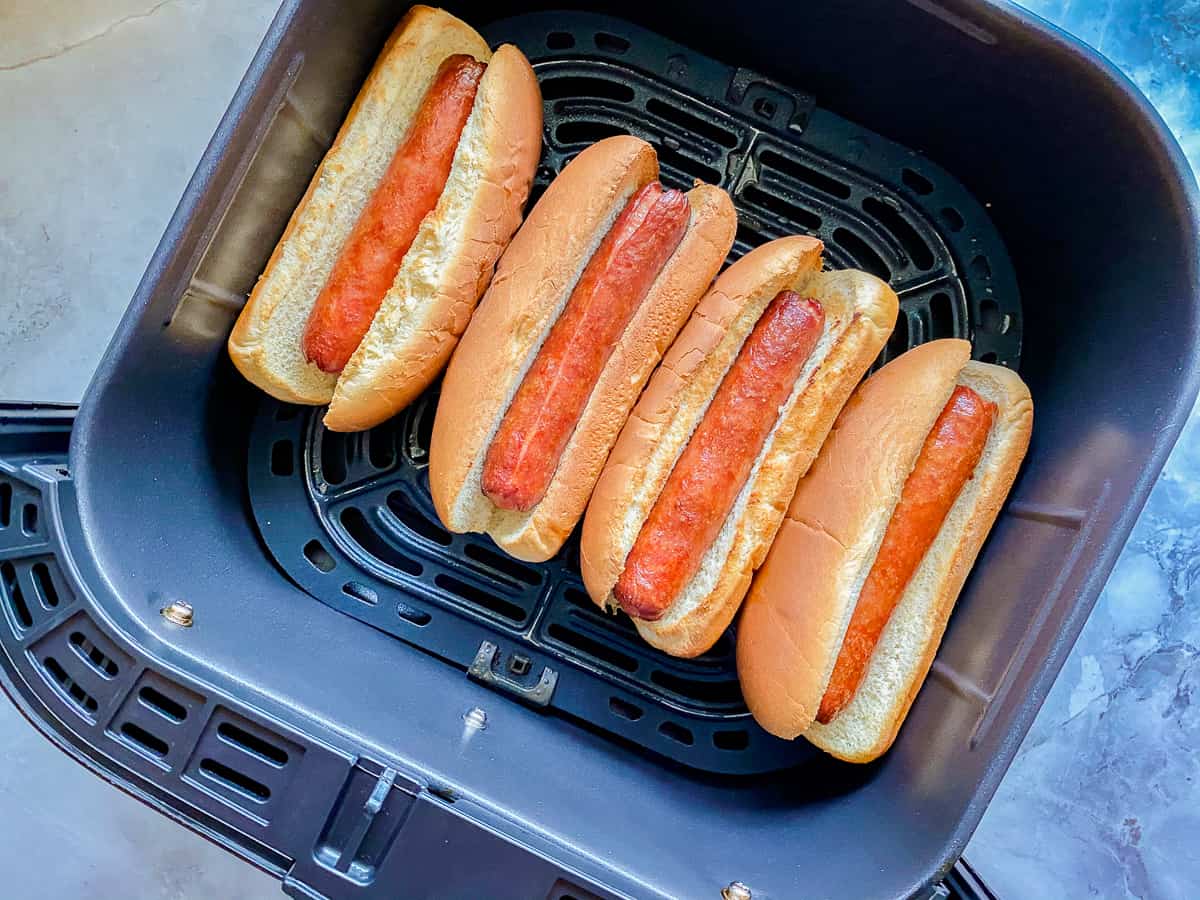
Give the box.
[1,1,1198,898]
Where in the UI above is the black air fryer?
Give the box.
[1,2,1197,898]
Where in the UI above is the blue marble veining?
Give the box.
[967,3,1200,897]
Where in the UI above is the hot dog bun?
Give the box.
[581,238,899,657]
[228,7,541,430]
[430,136,737,562]
[736,340,1033,762]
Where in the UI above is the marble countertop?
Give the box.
[1,1,1197,898]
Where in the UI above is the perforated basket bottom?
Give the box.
[247,11,1021,775]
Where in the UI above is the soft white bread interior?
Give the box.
[323,43,542,430]
[229,7,541,431]
[581,239,899,658]
[737,341,1033,762]
[430,135,737,561]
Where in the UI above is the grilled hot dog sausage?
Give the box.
[302,54,486,373]
[481,182,690,511]
[816,384,996,724]
[614,291,825,620]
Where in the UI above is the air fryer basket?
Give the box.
[2,2,1198,899]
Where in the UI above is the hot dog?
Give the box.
[581,238,898,658]
[302,54,487,374]
[429,136,737,563]
[737,340,1033,762]
[228,7,542,432]
[481,183,691,512]
[815,384,996,724]
[614,291,825,620]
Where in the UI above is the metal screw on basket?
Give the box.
[160,601,194,627]
[721,882,751,900]
[463,707,488,730]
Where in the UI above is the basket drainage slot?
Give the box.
[343,581,379,606]
[396,602,431,626]
[69,632,119,679]
[31,563,58,608]
[2,561,31,629]
[760,149,852,200]
[902,167,934,195]
[658,721,694,746]
[386,491,452,546]
[43,657,98,715]
[463,542,541,585]
[303,540,336,573]
[139,686,188,723]
[120,722,169,758]
[609,697,643,721]
[218,722,289,767]
[199,759,270,803]
[714,729,750,750]
[435,574,525,623]
[0,482,10,527]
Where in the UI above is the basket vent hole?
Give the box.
[270,440,294,477]
[743,185,821,231]
[435,573,526,623]
[546,31,574,50]
[120,722,169,758]
[594,31,630,54]
[832,228,890,281]
[759,150,852,200]
[0,482,10,527]
[863,196,934,271]
[645,98,738,148]
[396,601,431,627]
[735,222,770,254]
[886,306,911,360]
[340,507,422,576]
[69,632,118,679]
[303,539,336,573]
[929,292,956,335]
[342,581,379,606]
[2,561,31,629]
[320,434,348,485]
[31,563,58,608]
[608,696,644,721]
[139,686,188,723]
[547,623,638,672]
[43,656,98,715]
[649,669,744,704]
[386,491,452,545]
[979,351,999,364]
[980,298,1010,334]
[543,76,634,103]
[555,120,626,147]
[969,254,992,280]
[658,721,694,746]
[218,722,289,767]
[940,207,965,232]
[21,503,38,536]
[902,167,934,195]
[199,758,270,803]
[367,425,395,470]
[713,729,750,751]
[654,144,722,187]
[562,587,594,609]
[464,542,542,586]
